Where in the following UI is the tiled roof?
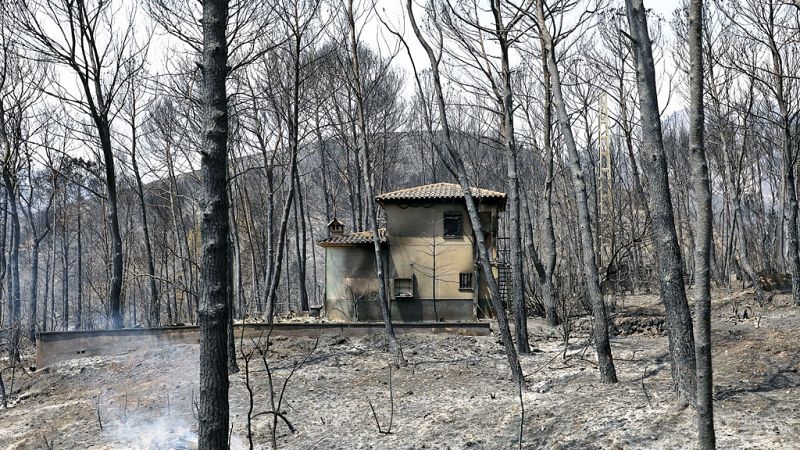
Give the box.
[318,229,386,247]
[376,182,506,203]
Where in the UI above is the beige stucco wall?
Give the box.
[324,245,379,321]
[385,203,477,301]
[323,199,503,322]
[385,201,501,319]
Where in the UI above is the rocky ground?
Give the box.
[0,289,798,449]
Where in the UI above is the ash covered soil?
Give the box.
[1,290,799,449]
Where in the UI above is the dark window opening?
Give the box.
[443,212,463,238]
[459,272,474,291]
[394,278,413,299]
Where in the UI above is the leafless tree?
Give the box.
[682,0,716,445]
[16,0,150,328]
[404,0,523,386]
[536,0,618,384]
[197,0,231,446]
[344,0,406,367]
[625,0,698,405]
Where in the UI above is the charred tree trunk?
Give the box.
[625,0,697,405]
[407,0,522,385]
[538,1,617,383]
[197,0,231,446]
[30,240,41,339]
[227,223,238,375]
[262,165,274,315]
[293,171,309,312]
[2,169,21,361]
[76,192,83,330]
[97,123,125,329]
[538,29,559,327]
[130,111,160,326]
[348,0,406,367]
[264,138,297,321]
[61,210,69,331]
[49,216,56,331]
[41,239,51,333]
[491,0,529,354]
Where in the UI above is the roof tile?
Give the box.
[318,229,386,247]
[376,182,506,202]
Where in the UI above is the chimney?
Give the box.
[327,218,345,237]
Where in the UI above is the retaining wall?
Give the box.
[35,322,491,368]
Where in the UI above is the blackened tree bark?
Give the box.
[347,0,405,367]
[1,158,21,361]
[41,233,51,332]
[60,192,69,330]
[537,0,617,383]
[536,21,559,327]
[688,1,715,446]
[625,0,697,405]
[198,0,231,446]
[406,0,523,386]
[76,185,83,330]
[264,134,298,321]
[48,205,57,331]
[293,171,309,312]
[489,0,530,354]
[23,138,56,338]
[126,83,160,327]
[227,220,238,374]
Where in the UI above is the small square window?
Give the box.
[394,278,413,299]
[459,272,474,291]
[443,212,463,238]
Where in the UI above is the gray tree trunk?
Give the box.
[97,122,124,329]
[60,204,69,330]
[407,0,523,386]
[41,238,50,333]
[687,0,716,446]
[2,168,21,361]
[29,241,40,339]
[130,111,160,327]
[76,192,83,329]
[490,0,530,354]
[625,0,697,405]
[538,1,617,383]
[264,140,297,321]
[538,28,559,327]
[348,0,405,367]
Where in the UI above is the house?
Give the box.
[319,182,506,322]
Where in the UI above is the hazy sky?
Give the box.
[367,0,687,112]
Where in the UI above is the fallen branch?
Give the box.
[251,410,296,433]
[367,363,394,434]
[96,398,104,431]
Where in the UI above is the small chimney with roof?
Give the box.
[327,218,345,237]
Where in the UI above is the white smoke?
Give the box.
[107,415,248,449]
[109,416,198,449]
